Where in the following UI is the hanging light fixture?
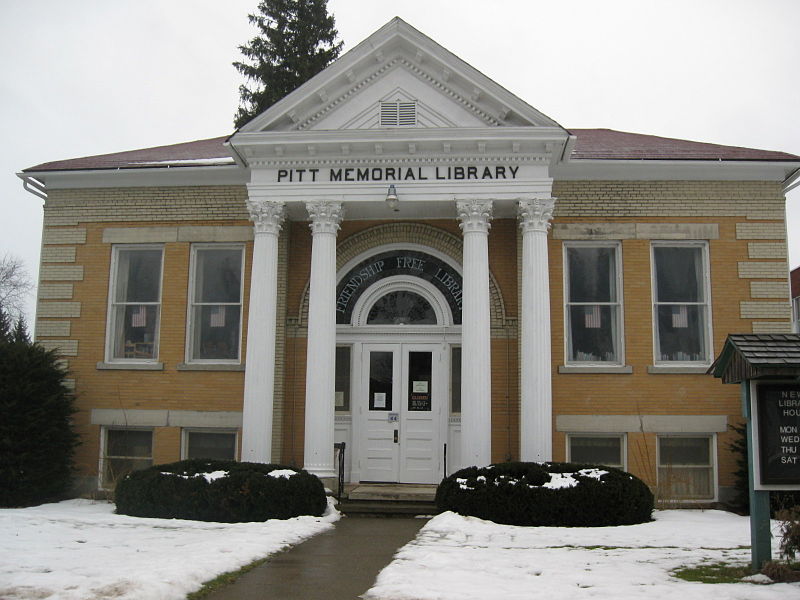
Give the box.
[385,184,399,211]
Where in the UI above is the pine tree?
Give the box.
[233,0,343,128]
[0,309,78,507]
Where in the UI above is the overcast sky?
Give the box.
[2,0,798,322]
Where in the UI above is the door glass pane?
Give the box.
[335,346,351,411]
[408,351,432,411]
[451,347,461,413]
[369,351,393,411]
[366,291,437,324]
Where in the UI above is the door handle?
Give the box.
[393,429,398,444]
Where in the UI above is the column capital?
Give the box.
[247,199,285,235]
[456,199,493,234]
[518,197,556,233]
[306,201,344,235]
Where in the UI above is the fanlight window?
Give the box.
[366,290,437,325]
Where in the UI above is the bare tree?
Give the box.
[0,253,34,319]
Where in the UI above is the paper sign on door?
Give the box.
[373,392,386,408]
[412,381,429,393]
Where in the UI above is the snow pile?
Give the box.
[365,510,800,600]
[161,470,229,483]
[457,468,609,491]
[0,498,339,600]
[268,469,298,479]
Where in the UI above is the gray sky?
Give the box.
[2,0,798,322]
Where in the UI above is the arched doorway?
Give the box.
[335,246,462,484]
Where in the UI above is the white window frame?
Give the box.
[566,433,627,469]
[656,433,718,502]
[180,428,239,461]
[99,426,153,490]
[563,241,625,365]
[650,241,713,365]
[105,244,164,363]
[185,244,245,364]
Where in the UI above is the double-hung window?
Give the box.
[651,243,711,363]
[564,243,623,363]
[657,435,716,500]
[188,245,244,362]
[107,245,164,361]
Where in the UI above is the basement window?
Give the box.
[380,101,416,126]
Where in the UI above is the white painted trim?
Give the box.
[28,165,247,190]
[185,244,245,365]
[566,432,627,470]
[650,241,713,367]
[562,241,625,367]
[553,159,799,182]
[655,433,718,503]
[104,244,165,365]
[351,275,452,327]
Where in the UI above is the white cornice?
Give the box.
[553,159,800,182]
[19,165,248,190]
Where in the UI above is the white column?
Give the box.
[241,198,285,463]
[518,197,556,462]
[457,199,493,468]
[303,201,343,478]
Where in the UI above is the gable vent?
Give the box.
[380,101,416,126]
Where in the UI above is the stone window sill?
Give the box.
[176,363,245,372]
[96,361,164,371]
[647,365,710,374]
[558,365,633,374]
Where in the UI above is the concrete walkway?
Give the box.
[203,516,426,600]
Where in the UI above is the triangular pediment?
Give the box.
[238,18,563,134]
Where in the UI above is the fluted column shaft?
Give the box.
[303,201,343,478]
[241,198,285,463]
[457,199,493,468]
[518,198,556,462]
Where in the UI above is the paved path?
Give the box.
[203,516,425,600]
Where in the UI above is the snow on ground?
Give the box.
[0,498,339,600]
[365,510,800,600]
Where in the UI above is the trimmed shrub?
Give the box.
[436,462,653,527]
[115,459,327,522]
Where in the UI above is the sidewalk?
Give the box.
[203,516,425,600]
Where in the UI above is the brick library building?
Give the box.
[19,19,800,504]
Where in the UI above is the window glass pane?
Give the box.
[451,347,461,414]
[655,304,706,362]
[659,437,710,466]
[115,249,162,303]
[366,291,437,324]
[195,249,242,303]
[570,436,622,467]
[335,346,351,411]
[568,304,618,362]
[187,432,236,460]
[107,429,152,458]
[568,247,615,303]
[408,351,432,412]
[191,305,241,360]
[658,466,713,499]
[115,304,159,359]
[369,351,393,411]
[654,246,704,302]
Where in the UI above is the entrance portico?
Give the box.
[232,17,567,480]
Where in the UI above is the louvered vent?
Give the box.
[380,101,416,126]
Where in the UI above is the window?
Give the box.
[101,428,153,487]
[380,100,416,126]
[564,243,622,363]
[107,246,163,361]
[188,245,244,362]
[793,296,800,333]
[183,430,237,461]
[657,435,715,500]
[652,243,711,363]
[335,346,351,411]
[568,435,625,469]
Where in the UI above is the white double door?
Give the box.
[359,343,445,484]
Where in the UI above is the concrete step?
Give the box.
[346,484,437,502]
[338,499,440,517]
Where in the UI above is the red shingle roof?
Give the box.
[23,129,800,172]
[568,128,799,162]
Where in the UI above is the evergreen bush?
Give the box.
[436,462,654,527]
[0,310,78,507]
[115,459,327,522]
